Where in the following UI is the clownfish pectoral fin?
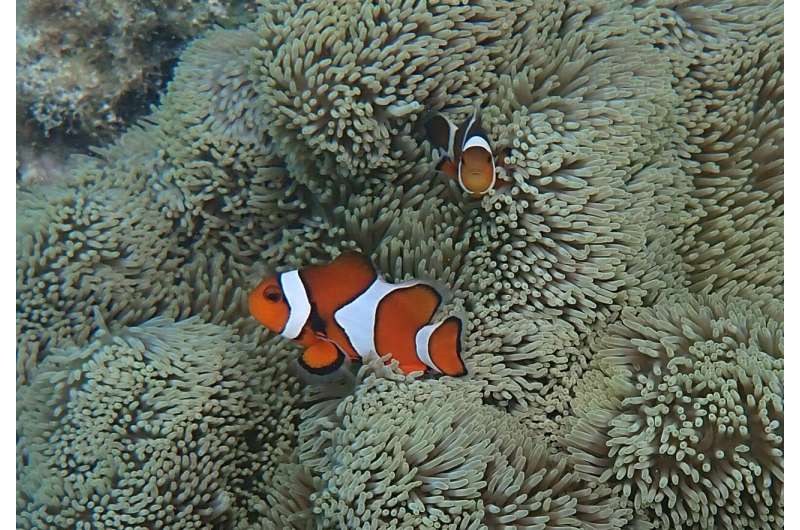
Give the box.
[497,147,515,174]
[496,147,511,167]
[428,316,467,377]
[490,147,512,191]
[495,179,512,191]
[435,156,458,180]
[298,340,345,375]
[330,249,377,276]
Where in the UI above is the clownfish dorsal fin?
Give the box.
[415,276,453,306]
[330,250,377,274]
[461,108,480,145]
[297,250,378,361]
[452,108,478,162]
[463,109,491,149]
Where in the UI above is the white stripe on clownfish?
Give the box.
[425,108,507,197]
[414,322,440,371]
[462,134,491,153]
[459,110,479,150]
[444,116,459,161]
[249,251,467,377]
[278,270,311,340]
[333,277,427,358]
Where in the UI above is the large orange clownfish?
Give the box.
[425,109,509,197]
[248,251,467,377]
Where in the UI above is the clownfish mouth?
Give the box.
[461,169,494,194]
[459,158,496,196]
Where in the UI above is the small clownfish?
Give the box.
[425,109,509,197]
[248,251,467,377]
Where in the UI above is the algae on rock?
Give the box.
[17,0,257,155]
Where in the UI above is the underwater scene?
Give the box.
[16,1,783,529]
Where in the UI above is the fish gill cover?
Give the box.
[16,0,783,529]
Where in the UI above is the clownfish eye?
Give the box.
[486,154,492,163]
[263,287,282,303]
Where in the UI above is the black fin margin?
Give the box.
[446,316,467,376]
[424,114,455,150]
[332,250,378,277]
[298,344,346,376]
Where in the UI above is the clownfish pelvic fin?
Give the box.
[435,156,458,180]
[298,339,345,375]
[248,249,470,379]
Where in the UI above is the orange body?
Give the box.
[249,252,467,376]
[459,147,496,195]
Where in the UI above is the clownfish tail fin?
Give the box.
[428,316,467,377]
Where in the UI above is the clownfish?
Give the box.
[248,251,467,377]
[425,109,509,197]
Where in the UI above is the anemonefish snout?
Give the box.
[248,251,468,378]
[248,277,290,335]
[425,108,506,198]
[459,142,495,196]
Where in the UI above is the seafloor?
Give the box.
[17,1,783,529]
